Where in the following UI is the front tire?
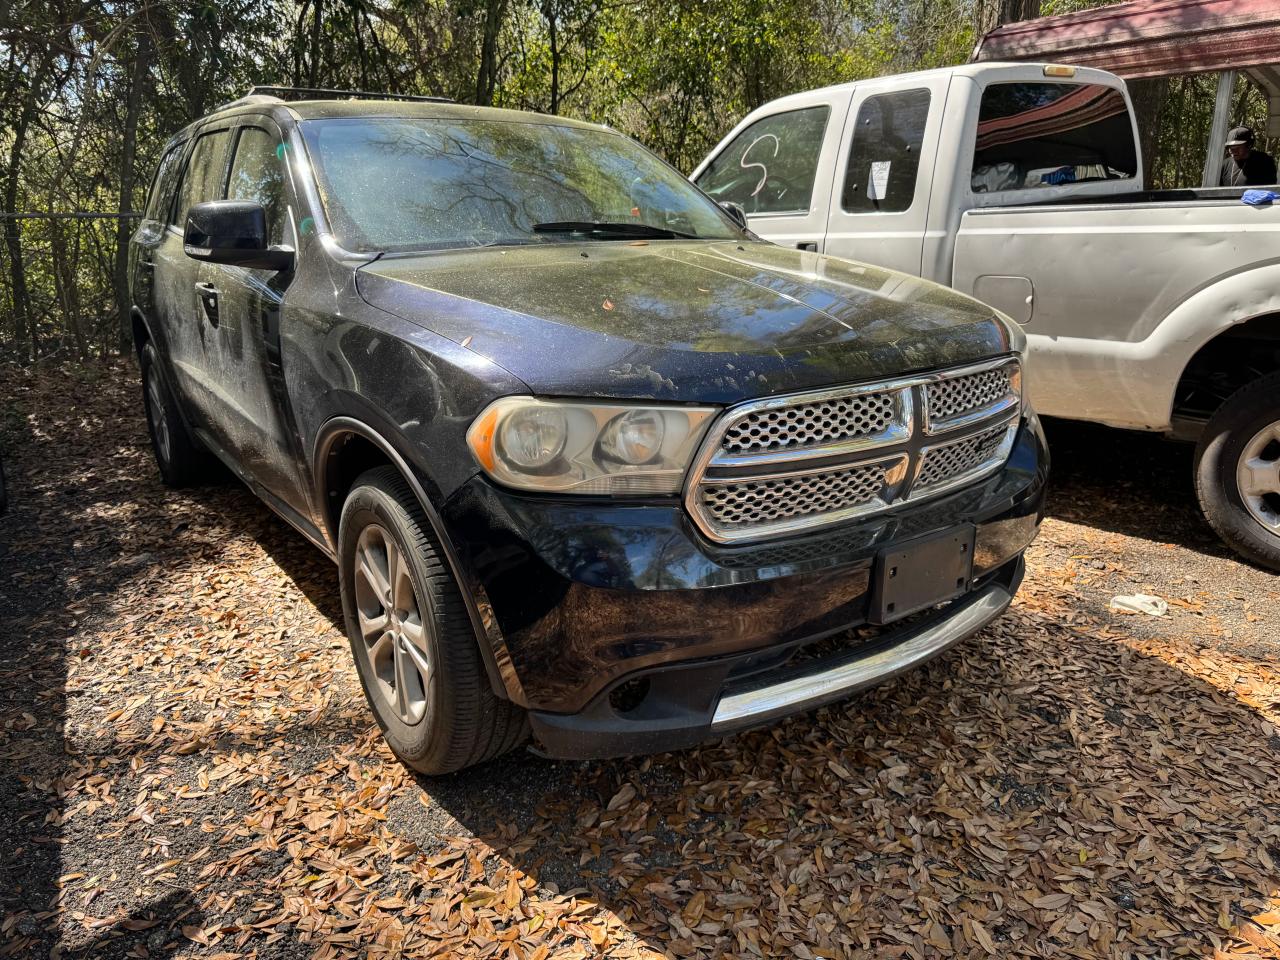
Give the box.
[1194,372,1280,571]
[338,466,528,774]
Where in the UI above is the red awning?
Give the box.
[973,0,1280,80]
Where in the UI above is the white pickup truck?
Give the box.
[693,62,1280,570]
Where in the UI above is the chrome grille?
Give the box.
[702,463,888,528]
[924,364,1019,431]
[686,358,1021,543]
[721,391,896,456]
[915,423,1009,490]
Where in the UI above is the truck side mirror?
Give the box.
[184,200,294,272]
[719,201,748,229]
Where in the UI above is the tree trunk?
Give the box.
[1128,77,1170,188]
[312,0,325,86]
[114,27,152,354]
[546,0,560,114]
[475,0,506,105]
[998,0,1040,23]
[3,55,51,361]
[52,219,88,359]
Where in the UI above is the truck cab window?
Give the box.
[971,82,1137,193]
[696,106,830,215]
[841,88,931,214]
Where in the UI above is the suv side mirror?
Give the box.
[719,201,748,229]
[184,200,294,272]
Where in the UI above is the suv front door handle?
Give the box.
[195,282,220,327]
[797,241,818,252]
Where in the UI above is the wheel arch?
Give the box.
[1124,260,1280,431]
[314,415,520,703]
[130,307,151,359]
[1171,311,1280,432]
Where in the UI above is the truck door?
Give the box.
[196,118,310,516]
[131,139,186,355]
[157,126,233,428]
[823,75,949,277]
[692,90,850,253]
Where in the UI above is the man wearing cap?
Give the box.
[1220,126,1277,187]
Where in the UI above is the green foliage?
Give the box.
[1,0,1274,359]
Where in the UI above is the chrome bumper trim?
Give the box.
[710,581,1013,728]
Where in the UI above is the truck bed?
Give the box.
[953,191,1280,431]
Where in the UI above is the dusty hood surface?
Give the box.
[357,240,1014,403]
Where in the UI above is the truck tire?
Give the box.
[140,341,212,488]
[1194,372,1280,571]
[337,466,528,774]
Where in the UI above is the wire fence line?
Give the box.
[0,212,143,220]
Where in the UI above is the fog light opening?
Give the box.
[609,678,651,714]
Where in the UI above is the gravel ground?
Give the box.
[1,362,1278,959]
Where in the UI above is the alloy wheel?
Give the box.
[1236,419,1280,535]
[146,372,171,465]
[353,523,433,725]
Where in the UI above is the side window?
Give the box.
[143,143,185,225]
[841,89,931,214]
[226,126,287,245]
[696,106,830,215]
[971,82,1136,193]
[170,129,231,226]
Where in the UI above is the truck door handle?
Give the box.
[797,241,818,252]
[195,282,219,327]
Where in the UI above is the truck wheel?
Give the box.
[337,466,528,774]
[1194,372,1280,571]
[140,341,211,488]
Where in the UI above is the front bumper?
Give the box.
[440,413,1048,757]
[530,556,1022,758]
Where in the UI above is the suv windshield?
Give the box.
[299,117,740,253]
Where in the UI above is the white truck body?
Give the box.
[692,63,1280,435]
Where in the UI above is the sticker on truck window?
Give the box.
[868,161,891,201]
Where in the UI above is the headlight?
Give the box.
[467,397,718,494]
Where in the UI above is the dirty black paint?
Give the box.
[131,94,1044,756]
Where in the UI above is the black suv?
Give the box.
[130,88,1047,774]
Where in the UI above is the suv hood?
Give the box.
[357,240,1015,403]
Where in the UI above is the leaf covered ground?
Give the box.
[1,361,1279,960]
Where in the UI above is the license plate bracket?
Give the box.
[869,526,976,625]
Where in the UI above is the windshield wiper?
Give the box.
[531,220,698,240]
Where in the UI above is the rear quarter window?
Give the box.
[143,143,185,226]
[972,82,1136,194]
[696,106,830,215]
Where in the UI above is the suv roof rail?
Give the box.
[245,85,454,104]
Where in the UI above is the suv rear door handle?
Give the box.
[195,282,219,327]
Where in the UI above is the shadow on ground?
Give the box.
[1041,417,1230,557]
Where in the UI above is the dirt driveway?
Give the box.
[2,362,1279,959]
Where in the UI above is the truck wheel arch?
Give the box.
[1152,263,1280,429]
[1170,310,1280,433]
[313,416,521,703]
